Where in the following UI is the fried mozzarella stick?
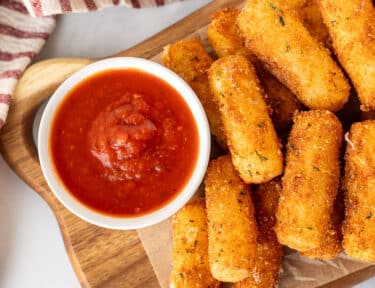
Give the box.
[275,110,343,252]
[298,0,330,46]
[208,55,283,184]
[171,200,220,288]
[234,179,283,288]
[300,192,343,259]
[205,155,257,282]
[319,0,375,111]
[207,8,300,130]
[207,8,251,59]
[343,121,375,261]
[162,39,227,148]
[237,0,350,112]
[257,67,301,130]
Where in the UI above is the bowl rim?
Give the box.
[38,57,211,230]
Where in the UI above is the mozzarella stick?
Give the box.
[298,0,331,46]
[208,55,283,184]
[319,0,375,111]
[162,39,227,148]
[254,179,282,227]
[207,8,252,59]
[343,121,375,261]
[276,0,306,10]
[234,179,283,288]
[300,191,344,259]
[171,199,220,288]
[237,0,350,112]
[275,110,343,252]
[205,155,258,282]
[233,233,282,288]
[207,8,300,130]
[256,66,301,130]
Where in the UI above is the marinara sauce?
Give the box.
[50,69,199,217]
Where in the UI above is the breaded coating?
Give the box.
[254,178,282,227]
[205,155,258,282]
[208,7,300,130]
[234,179,283,288]
[256,66,301,130]
[162,39,227,148]
[237,0,350,112]
[300,191,344,259]
[319,0,375,111]
[207,8,252,59]
[343,121,375,262]
[276,0,306,10]
[208,55,283,184]
[297,0,331,46]
[170,200,221,288]
[275,110,343,252]
[233,233,282,288]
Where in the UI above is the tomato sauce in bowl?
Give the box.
[50,68,199,217]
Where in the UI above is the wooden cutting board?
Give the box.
[0,1,243,287]
[3,1,375,287]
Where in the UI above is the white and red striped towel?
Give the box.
[0,0,179,129]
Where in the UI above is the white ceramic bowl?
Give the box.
[38,57,211,230]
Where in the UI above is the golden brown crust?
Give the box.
[237,0,350,111]
[343,120,375,261]
[208,7,300,130]
[208,8,251,59]
[171,200,221,288]
[233,179,283,288]
[320,0,375,111]
[205,155,258,282]
[233,232,282,288]
[297,0,331,46]
[208,55,283,184]
[319,0,375,111]
[275,110,343,252]
[255,65,301,130]
[162,39,227,148]
[254,179,282,223]
[276,0,306,10]
[300,190,344,259]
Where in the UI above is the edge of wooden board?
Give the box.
[2,0,375,286]
[114,0,244,58]
[0,1,244,287]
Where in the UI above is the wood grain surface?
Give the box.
[0,1,243,287]
[2,0,375,287]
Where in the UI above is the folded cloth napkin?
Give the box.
[0,0,179,129]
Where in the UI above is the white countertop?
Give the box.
[0,1,374,287]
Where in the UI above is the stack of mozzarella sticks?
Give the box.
[163,1,375,287]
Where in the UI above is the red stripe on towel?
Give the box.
[131,0,140,8]
[59,0,72,12]
[0,23,50,39]
[0,94,12,104]
[0,50,36,61]
[84,0,97,11]
[0,70,22,79]
[30,0,43,16]
[1,0,29,14]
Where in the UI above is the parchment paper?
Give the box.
[138,221,373,288]
[139,21,375,288]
